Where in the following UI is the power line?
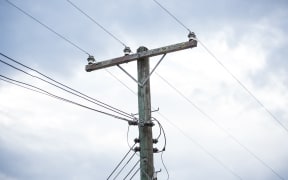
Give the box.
[129,167,140,180]
[196,39,288,133]
[0,74,133,123]
[151,0,288,134]
[3,0,137,119]
[156,73,284,180]
[123,159,140,180]
[111,74,243,179]
[66,0,127,48]
[107,143,137,180]
[112,152,137,180]
[5,0,136,119]
[152,0,191,33]
[155,111,242,180]
[104,63,243,179]
[105,69,136,95]
[5,0,90,55]
[0,55,134,121]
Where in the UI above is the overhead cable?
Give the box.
[107,143,137,180]
[152,0,191,32]
[156,73,284,180]
[123,159,140,180]
[5,0,90,55]
[129,167,140,180]
[151,0,287,134]
[102,61,242,178]
[0,54,134,120]
[0,74,133,123]
[112,152,137,180]
[155,111,242,180]
[66,0,127,47]
[196,40,288,133]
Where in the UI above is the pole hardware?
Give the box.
[87,55,96,64]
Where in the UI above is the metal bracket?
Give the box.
[131,107,159,117]
[117,54,167,87]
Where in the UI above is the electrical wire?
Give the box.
[156,111,242,180]
[6,0,277,178]
[103,61,243,179]
[161,151,170,180]
[153,118,162,140]
[129,167,140,180]
[3,0,135,119]
[0,76,48,96]
[4,0,137,119]
[0,74,133,123]
[151,0,286,177]
[123,159,140,180]
[152,117,166,152]
[107,143,137,180]
[151,0,288,135]
[152,117,169,179]
[152,0,191,33]
[0,55,134,121]
[66,0,127,48]
[156,73,284,180]
[126,125,132,149]
[5,0,90,55]
[113,152,137,180]
[196,39,288,133]
[105,69,137,95]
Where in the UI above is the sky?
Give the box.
[0,0,288,179]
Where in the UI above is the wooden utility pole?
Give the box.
[137,46,154,179]
[85,34,197,180]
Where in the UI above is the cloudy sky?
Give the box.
[1,0,288,179]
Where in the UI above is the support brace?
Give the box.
[117,54,167,87]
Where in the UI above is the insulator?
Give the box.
[152,139,158,144]
[188,31,196,41]
[144,122,155,127]
[128,121,138,126]
[134,138,140,143]
[153,148,159,153]
[134,146,141,152]
[87,55,96,64]
[123,46,131,56]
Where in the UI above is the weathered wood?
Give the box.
[137,46,154,180]
[85,40,197,72]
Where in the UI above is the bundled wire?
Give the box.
[107,143,137,180]
[0,74,133,123]
[0,54,135,122]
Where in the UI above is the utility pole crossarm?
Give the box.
[85,40,197,72]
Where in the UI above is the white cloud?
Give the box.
[1,0,288,179]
